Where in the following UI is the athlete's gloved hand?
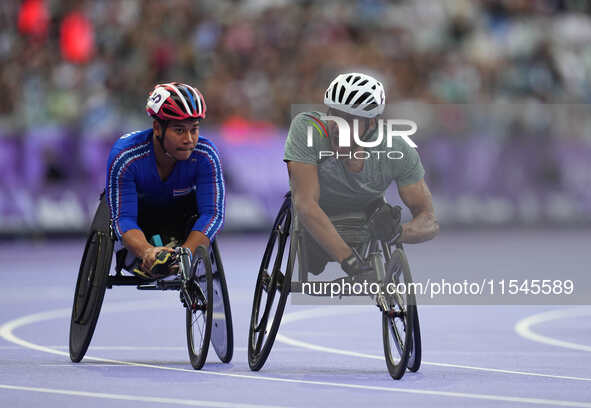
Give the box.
[139,247,176,278]
[340,249,373,277]
[150,250,179,277]
[366,201,403,245]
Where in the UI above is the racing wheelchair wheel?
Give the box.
[248,194,293,371]
[209,241,234,363]
[382,247,416,380]
[69,195,114,362]
[407,307,422,372]
[186,245,214,370]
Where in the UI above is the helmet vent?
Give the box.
[338,85,346,102]
[354,91,372,107]
[345,90,358,105]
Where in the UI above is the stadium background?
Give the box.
[2,2,591,407]
[2,0,591,236]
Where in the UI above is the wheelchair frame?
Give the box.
[68,193,233,368]
[248,192,421,380]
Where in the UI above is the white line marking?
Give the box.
[0,345,300,352]
[39,363,130,367]
[2,302,591,407]
[0,384,286,408]
[276,307,591,382]
[515,308,591,352]
[71,346,187,351]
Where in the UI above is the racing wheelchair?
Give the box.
[69,193,233,369]
[248,192,421,380]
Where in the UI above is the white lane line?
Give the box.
[276,307,591,382]
[276,333,591,382]
[39,364,130,367]
[0,384,286,408]
[0,345,302,353]
[1,346,576,356]
[69,346,187,351]
[515,308,591,352]
[2,303,591,407]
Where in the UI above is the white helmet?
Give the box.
[324,72,385,118]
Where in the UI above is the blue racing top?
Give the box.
[105,129,225,241]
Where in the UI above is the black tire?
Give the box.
[382,248,416,380]
[407,308,422,372]
[248,196,293,371]
[186,246,214,370]
[209,241,234,363]
[69,230,113,362]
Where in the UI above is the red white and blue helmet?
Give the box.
[146,82,207,121]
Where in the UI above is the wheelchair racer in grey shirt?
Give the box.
[284,72,439,275]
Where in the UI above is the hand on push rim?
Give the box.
[141,246,177,277]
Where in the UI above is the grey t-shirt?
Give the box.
[284,111,425,213]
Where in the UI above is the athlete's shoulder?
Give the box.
[289,111,328,138]
[108,129,152,165]
[195,136,219,151]
[194,136,221,160]
[291,111,323,126]
[111,129,152,153]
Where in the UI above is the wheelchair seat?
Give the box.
[293,207,372,278]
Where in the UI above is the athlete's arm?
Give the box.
[190,141,225,249]
[398,178,439,243]
[287,161,352,262]
[182,231,209,256]
[106,141,173,272]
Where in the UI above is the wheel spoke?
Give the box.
[274,271,284,291]
[192,313,205,348]
[261,269,271,293]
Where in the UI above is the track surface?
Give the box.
[1,230,590,407]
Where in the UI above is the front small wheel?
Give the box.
[186,246,214,370]
[407,309,422,372]
[382,248,416,380]
[210,241,234,363]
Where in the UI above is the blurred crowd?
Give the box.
[2,0,591,232]
[3,0,591,131]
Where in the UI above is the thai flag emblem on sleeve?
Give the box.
[173,186,195,197]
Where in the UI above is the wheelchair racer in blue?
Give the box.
[106,82,225,278]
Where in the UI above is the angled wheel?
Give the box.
[407,308,422,372]
[209,241,234,363]
[186,245,214,370]
[69,196,113,362]
[248,195,294,371]
[382,248,416,380]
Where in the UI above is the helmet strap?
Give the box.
[156,120,176,161]
[359,118,377,142]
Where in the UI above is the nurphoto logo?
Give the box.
[305,113,418,160]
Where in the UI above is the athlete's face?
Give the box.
[161,119,200,160]
[326,109,372,155]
